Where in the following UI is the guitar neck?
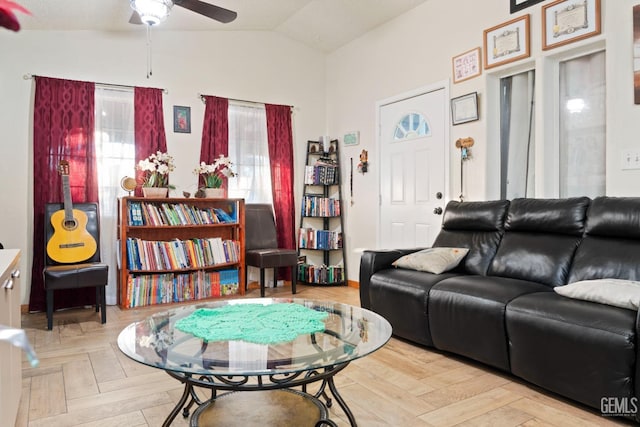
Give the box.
[62,175,74,222]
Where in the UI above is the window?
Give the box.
[227,102,273,204]
[94,87,135,305]
[559,51,606,197]
[393,112,430,141]
[500,70,535,199]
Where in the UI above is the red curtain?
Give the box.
[265,104,296,254]
[134,87,167,196]
[200,96,229,192]
[29,77,98,312]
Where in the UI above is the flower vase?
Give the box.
[204,188,225,198]
[142,187,169,198]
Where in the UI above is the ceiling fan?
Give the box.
[129,0,237,26]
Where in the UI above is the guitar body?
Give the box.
[46,160,98,264]
[47,209,97,263]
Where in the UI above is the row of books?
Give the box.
[304,164,338,185]
[298,228,343,250]
[301,195,341,217]
[125,269,240,308]
[128,201,235,226]
[298,263,345,284]
[126,237,240,271]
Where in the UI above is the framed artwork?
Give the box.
[452,47,482,84]
[483,15,530,69]
[451,92,479,126]
[173,105,191,133]
[542,0,601,51]
[511,0,545,13]
[343,131,360,146]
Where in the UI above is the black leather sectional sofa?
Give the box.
[359,197,640,420]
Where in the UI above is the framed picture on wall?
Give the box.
[451,92,479,125]
[483,15,530,69]
[452,47,482,84]
[511,0,545,14]
[542,0,601,51]
[173,105,191,133]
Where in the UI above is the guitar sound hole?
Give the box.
[63,219,78,231]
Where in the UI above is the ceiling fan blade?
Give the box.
[174,0,237,24]
[128,10,143,25]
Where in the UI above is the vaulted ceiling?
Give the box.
[17,0,427,52]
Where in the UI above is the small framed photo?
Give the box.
[451,92,479,126]
[343,131,360,146]
[542,0,601,51]
[452,47,482,84]
[484,15,530,69]
[510,0,545,14]
[173,105,191,133]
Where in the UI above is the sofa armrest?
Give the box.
[359,248,423,309]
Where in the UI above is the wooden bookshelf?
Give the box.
[117,197,245,309]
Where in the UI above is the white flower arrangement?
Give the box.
[193,154,236,189]
[137,151,175,188]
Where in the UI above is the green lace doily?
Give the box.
[174,303,328,344]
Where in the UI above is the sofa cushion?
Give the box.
[392,247,469,274]
[506,292,636,410]
[428,275,550,371]
[433,200,509,276]
[568,197,640,284]
[488,197,590,287]
[555,279,640,310]
[369,269,457,347]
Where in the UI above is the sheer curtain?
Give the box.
[94,87,135,305]
[500,70,535,199]
[227,102,273,203]
[559,51,606,198]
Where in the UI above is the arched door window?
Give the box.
[393,112,430,141]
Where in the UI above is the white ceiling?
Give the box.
[17,0,427,52]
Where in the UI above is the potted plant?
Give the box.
[193,154,236,198]
[137,151,175,198]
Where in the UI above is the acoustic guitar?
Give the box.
[46,160,97,263]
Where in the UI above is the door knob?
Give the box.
[436,192,443,199]
[434,207,443,215]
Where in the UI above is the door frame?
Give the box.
[375,80,451,249]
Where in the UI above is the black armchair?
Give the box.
[245,204,297,297]
[43,203,108,330]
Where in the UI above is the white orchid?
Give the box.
[137,151,175,188]
[193,154,236,189]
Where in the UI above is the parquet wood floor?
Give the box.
[18,285,630,426]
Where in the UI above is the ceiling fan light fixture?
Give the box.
[130,0,173,26]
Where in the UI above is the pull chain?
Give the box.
[146,25,153,79]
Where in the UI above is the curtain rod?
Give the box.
[23,74,168,94]
[198,93,294,109]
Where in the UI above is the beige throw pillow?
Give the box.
[392,247,469,274]
[554,279,640,310]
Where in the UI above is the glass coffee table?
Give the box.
[117,298,392,426]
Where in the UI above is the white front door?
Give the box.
[379,87,448,249]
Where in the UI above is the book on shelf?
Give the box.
[297,228,342,250]
[125,268,240,308]
[126,237,240,270]
[127,201,238,226]
[297,263,344,284]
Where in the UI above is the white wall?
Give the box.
[3,0,640,303]
[326,0,640,281]
[0,29,326,305]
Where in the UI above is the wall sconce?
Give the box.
[357,149,369,174]
[455,137,474,201]
[455,137,474,161]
